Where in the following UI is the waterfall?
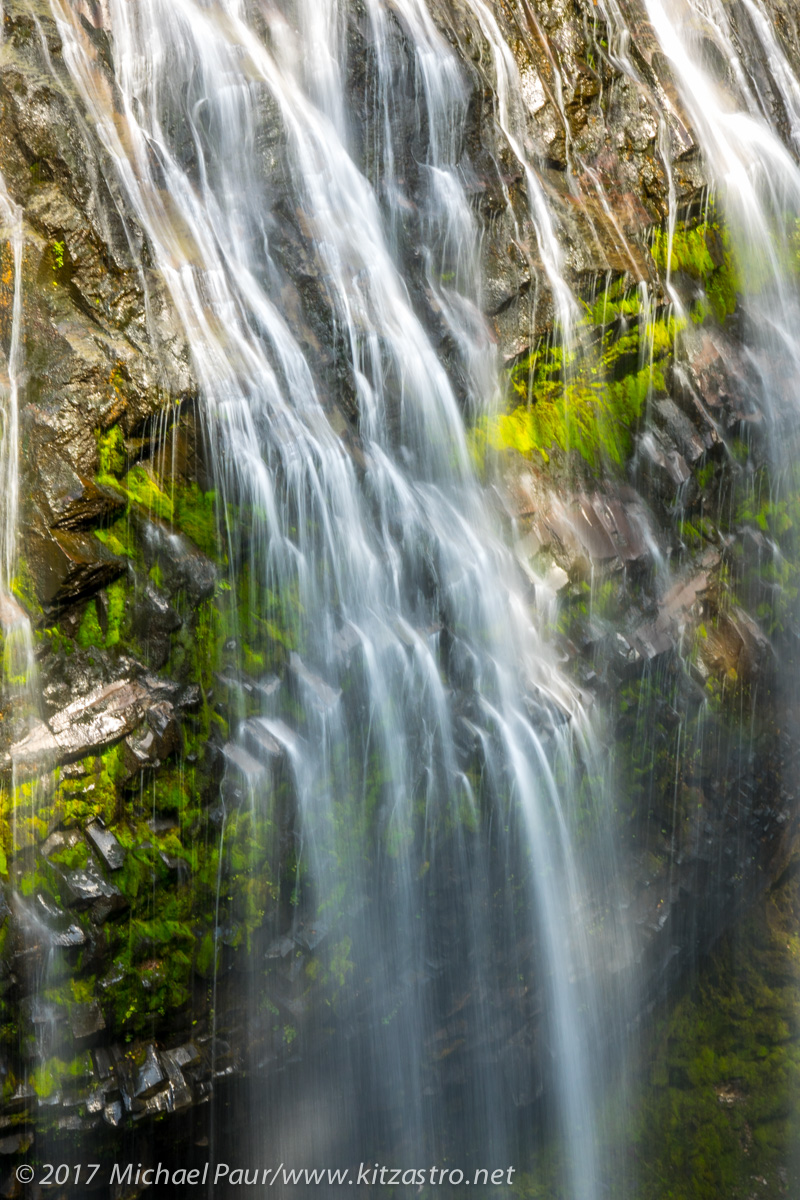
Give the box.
[43,0,631,1194]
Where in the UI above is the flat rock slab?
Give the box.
[86,820,125,871]
[8,680,153,773]
[56,863,124,911]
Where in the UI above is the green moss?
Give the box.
[10,555,41,616]
[174,482,220,559]
[471,212,740,476]
[104,577,127,647]
[76,600,103,649]
[49,841,89,871]
[96,425,126,480]
[630,865,800,1198]
[120,463,174,522]
[474,313,675,470]
[94,516,138,560]
[651,217,739,323]
[45,745,125,829]
[735,464,800,634]
[195,931,216,978]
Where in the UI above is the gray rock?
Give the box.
[134,1045,167,1100]
[654,398,708,464]
[169,1043,200,1069]
[131,583,183,667]
[137,518,217,603]
[33,444,126,531]
[55,859,125,915]
[162,1049,194,1112]
[70,1001,106,1040]
[54,923,88,949]
[240,717,283,765]
[9,679,154,772]
[86,820,125,871]
[92,1047,114,1080]
[26,524,127,611]
[123,700,177,772]
[222,743,268,786]
[102,1099,124,1127]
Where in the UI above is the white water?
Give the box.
[0,139,40,850]
[45,0,628,1193]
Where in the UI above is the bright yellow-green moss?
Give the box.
[94,516,138,560]
[96,424,126,479]
[120,463,174,522]
[651,217,739,323]
[473,213,740,474]
[473,307,677,470]
[76,599,103,649]
[104,577,127,646]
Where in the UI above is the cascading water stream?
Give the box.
[600,0,800,431]
[0,149,40,850]
[41,0,632,1194]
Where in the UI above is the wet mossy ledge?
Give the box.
[0,405,336,1143]
[473,205,740,476]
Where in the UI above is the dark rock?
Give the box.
[55,859,125,915]
[162,1050,194,1112]
[222,743,268,788]
[637,428,692,488]
[123,700,178,772]
[71,1001,106,1040]
[93,1047,114,1080]
[33,444,126,530]
[654,398,708,463]
[134,1045,167,1100]
[27,523,127,611]
[176,683,202,711]
[240,717,283,765]
[170,1043,200,1070]
[293,923,329,952]
[131,583,182,668]
[40,645,118,717]
[147,815,178,835]
[255,673,282,698]
[86,820,125,871]
[54,923,88,948]
[137,517,217,603]
[103,1099,124,1127]
[265,935,295,960]
[8,679,154,772]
